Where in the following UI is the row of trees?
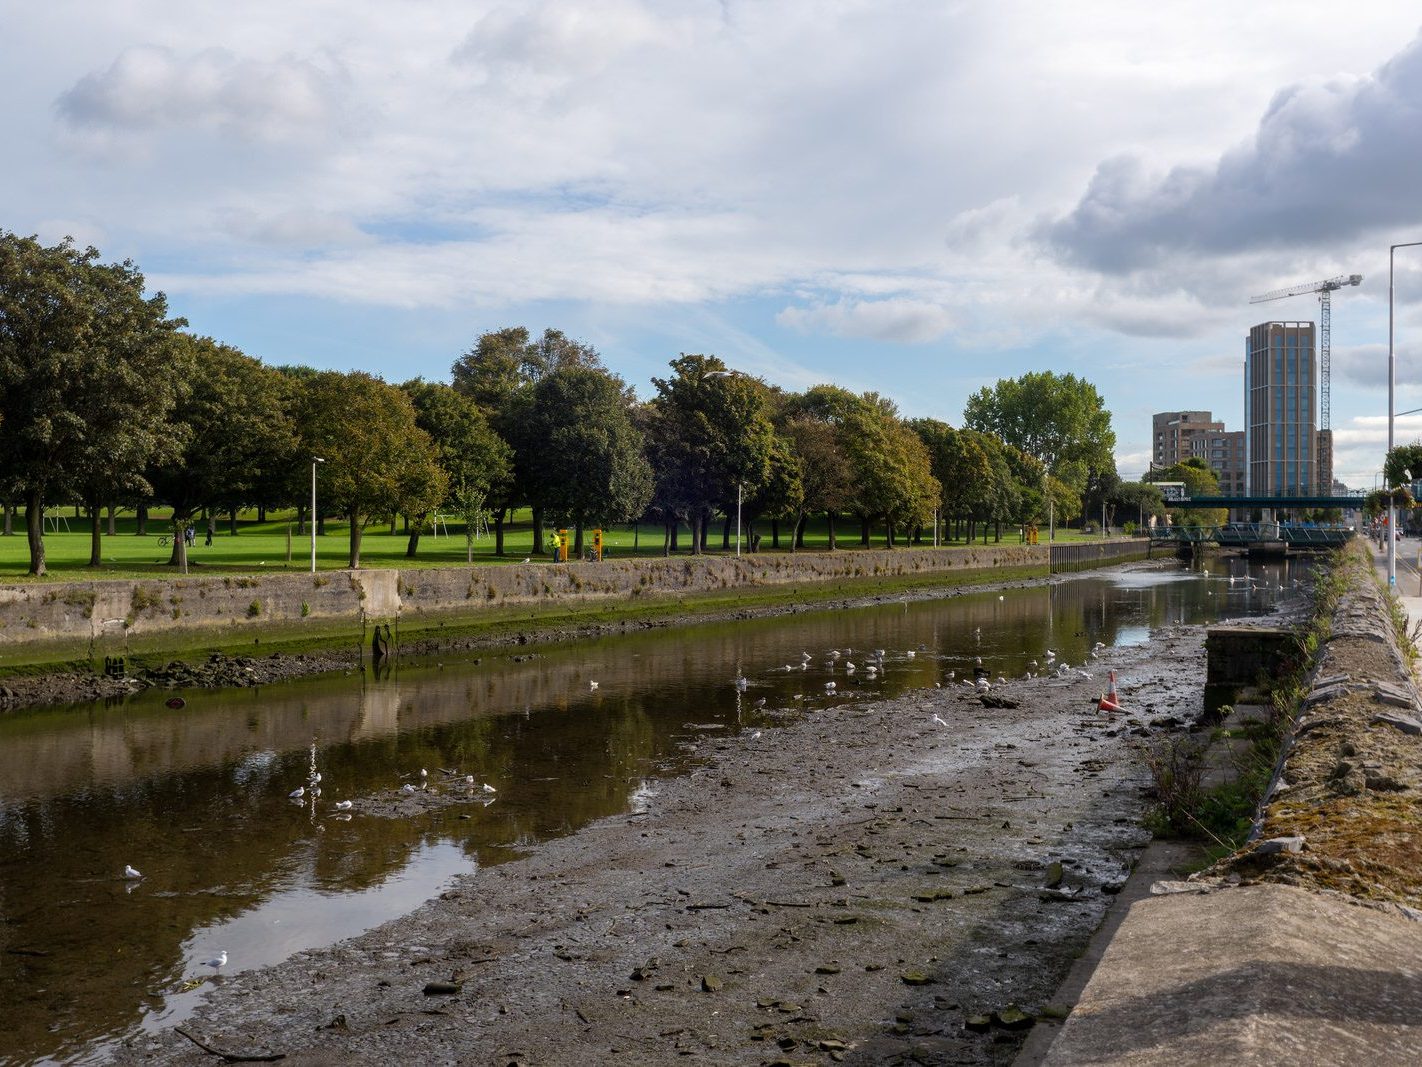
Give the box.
[1,232,1158,576]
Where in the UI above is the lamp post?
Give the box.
[311,457,325,573]
[736,482,743,558]
[1389,242,1422,588]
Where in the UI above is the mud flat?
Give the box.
[112,627,1212,1066]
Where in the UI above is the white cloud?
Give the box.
[1044,30,1422,273]
[777,298,954,344]
[57,45,341,144]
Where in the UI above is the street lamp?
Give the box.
[1389,242,1422,587]
[311,457,325,573]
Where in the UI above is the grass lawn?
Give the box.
[0,508,1113,583]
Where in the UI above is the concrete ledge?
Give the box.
[1043,884,1422,1065]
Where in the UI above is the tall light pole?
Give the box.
[1389,243,1422,587]
[736,482,743,558]
[311,457,325,573]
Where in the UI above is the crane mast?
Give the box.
[1248,273,1361,431]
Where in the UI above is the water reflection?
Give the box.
[0,557,1307,1064]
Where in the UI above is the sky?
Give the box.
[7,1,1422,489]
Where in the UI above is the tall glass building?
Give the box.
[1244,321,1329,497]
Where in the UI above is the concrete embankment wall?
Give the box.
[0,542,1076,665]
[1042,541,1422,1064]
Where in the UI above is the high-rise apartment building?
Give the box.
[1244,321,1321,495]
[1152,411,1222,469]
[1151,411,1245,494]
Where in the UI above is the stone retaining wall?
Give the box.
[0,543,1065,662]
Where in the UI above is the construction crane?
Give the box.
[1249,273,1362,430]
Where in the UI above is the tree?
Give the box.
[520,367,654,556]
[401,380,512,558]
[645,356,775,554]
[304,371,444,568]
[1149,459,1225,527]
[144,338,297,568]
[0,233,186,575]
[783,417,852,550]
[962,371,1117,500]
[451,326,606,555]
[840,402,939,548]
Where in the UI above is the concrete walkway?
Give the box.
[1371,536,1422,650]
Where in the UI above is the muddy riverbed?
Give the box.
[109,623,1218,1067]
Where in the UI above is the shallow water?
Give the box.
[0,556,1307,1064]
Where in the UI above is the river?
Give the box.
[0,556,1306,1064]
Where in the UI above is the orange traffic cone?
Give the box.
[1098,670,1121,712]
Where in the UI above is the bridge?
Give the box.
[1148,522,1356,549]
[1170,488,1367,510]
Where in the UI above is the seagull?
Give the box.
[801,652,812,662]
[905,650,916,659]
[998,595,1005,601]
[845,661,856,671]
[334,800,353,811]
[310,772,323,784]
[945,670,956,681]
[734,676,749,691]
[589,680,599,690]
[204,950,227,972]
[932,714,949,727]
[750,730,763,740]
[288,786,304,799]
[1045,649,1057,660]
[420,768,428,779]
[123,864,142,880]
[465,775,476,784]
[401,783,417,794]
[753,697,767,710]
[825,681,837,691]
[482,783,497,794]
[521,557,530,564]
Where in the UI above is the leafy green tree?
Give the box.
[146,337,296,568]
[304,371,445,568]
[744,437,804,551]
[962,371,1117,500]
[1110,481,1167,530]
[783,416,853,550]
[645,356,775,554]
[401,379,512,558]
[521,367,654,556]
[451,326,605,554]
[841,403,940,548]
[1149,459,1225,527]
[0,232,186,575]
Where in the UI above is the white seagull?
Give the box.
[204,950,227,972]
[334,800,353,811]
[932,714,949,727]
[123,864,142,880]
[589,680,599,690]
[288,786,304,799]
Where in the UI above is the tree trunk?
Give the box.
[574,524,584,558]
[885,521,895,549]
[745,517,755,552]
[494,508,506,557]
[827,511,838,551]
[136,505,148,536]
[664,520,673,556]
[296,503,306,536]
[721,512,732,550]
[88,504,103,566]
[317,510,326,536]
[229,508,238,535]
[25,490,45,576]
[169,515,189,571]
[532,507,545,556]
[2,501,11,536]
[107,504,117,537]
[348,511,363,568]
[258,504,267,523]
[860,516,871,546]
[390,513,398,535]
[406,523,422,558]
[795,514,807,549]
[771,518,781,550]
